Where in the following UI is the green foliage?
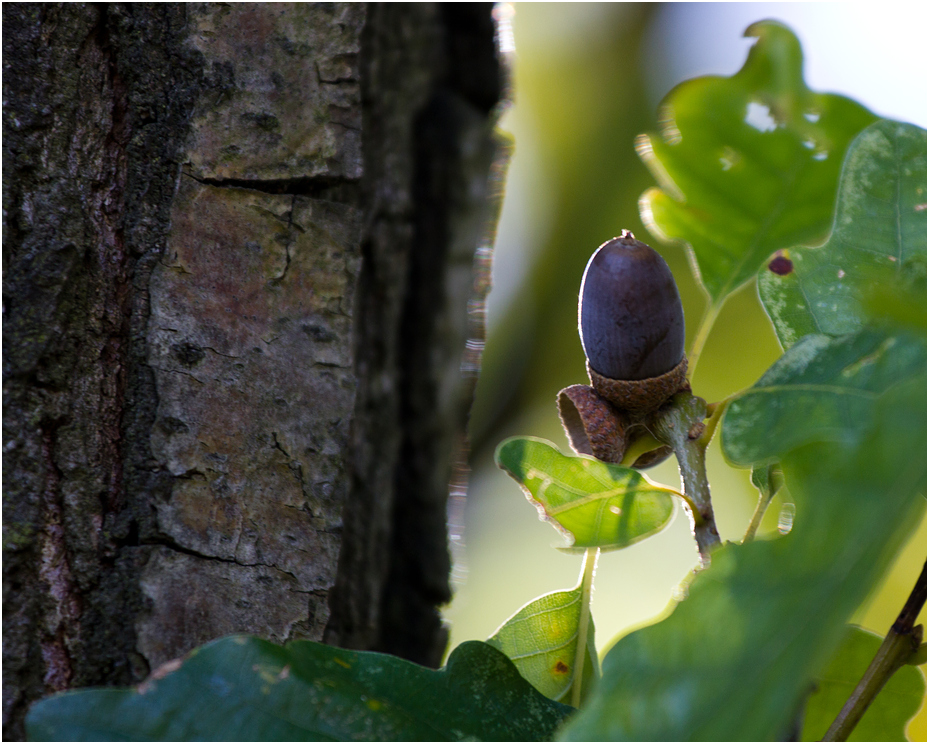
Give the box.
[802,626,927,742]
[25,20,927,744]
[487,588,600,705]
[494,437,676,550]
[563,368,926,740]
[26,638,571,742]
[637,20,876,306]
[722,328,926,466]
[758,120,927,346]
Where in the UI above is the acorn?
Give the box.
[579,231,687,415]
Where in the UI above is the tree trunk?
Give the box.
[2,3,505,739]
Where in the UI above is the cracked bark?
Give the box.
[3,3,505,739]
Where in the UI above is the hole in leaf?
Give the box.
[745,102,777,132]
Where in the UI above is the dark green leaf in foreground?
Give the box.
[488,588,599,706]
[721,328,926,466]
[759,120,927,348]
[637,20,876,305]
[26,637,571,742]
[801,626,926,742]
[494,437,675,551]
[562,370,926,741]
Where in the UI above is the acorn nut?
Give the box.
[579,231,688,415]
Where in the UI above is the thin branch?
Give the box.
[822,562,927,741]
[651,391,721,564]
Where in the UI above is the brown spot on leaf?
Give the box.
[553,660,570,675]
[768,255,793,275]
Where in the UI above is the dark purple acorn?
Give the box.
[579,231,685,381]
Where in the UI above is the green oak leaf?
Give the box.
[562,370,926,741]
[721,328,926,467]
[637,20,876,305]
[759,120,927,348]
[801,626,926,742]
[494,437,675,551]
[488,587,600,706]
[25,637,572,742]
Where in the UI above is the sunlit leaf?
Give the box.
[637,20,876,305]
[26,637,571,742]
[494,437,675,551]
[488,587,599,706]
[758,120,927,348]
[721,328,926,467]
[801,626,926,742]
[562,370,926,741]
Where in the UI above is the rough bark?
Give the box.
[2,3,504,739]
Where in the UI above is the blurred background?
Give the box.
[444,2,927,738]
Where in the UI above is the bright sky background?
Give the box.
[643,2,927,128]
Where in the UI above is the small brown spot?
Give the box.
[688,421,705,440]
[768,255,793,275]
[553,660,570,675]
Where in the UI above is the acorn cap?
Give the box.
[579,232,685,382]
[587,355,688,416]
[557,384,628,463]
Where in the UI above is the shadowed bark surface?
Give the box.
[2,3,505,739]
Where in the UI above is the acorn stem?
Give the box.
[651,392,721,564]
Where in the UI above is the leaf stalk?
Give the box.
[570,547,599,708]
[742,487,777,543]
[687,300,722,381]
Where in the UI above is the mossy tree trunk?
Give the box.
[2,4,504,739]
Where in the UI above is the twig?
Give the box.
[651,391,721,564]
[822,562,927,741]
